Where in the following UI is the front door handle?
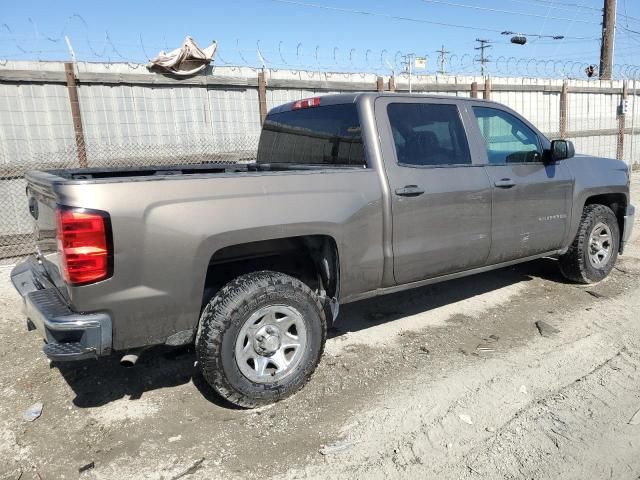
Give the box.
[494,178,516,188]
[395,185,425,197]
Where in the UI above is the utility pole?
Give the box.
[475,39,492,77]
[437,45,450,75]
[599,0,617,80]
[402,53,415,93]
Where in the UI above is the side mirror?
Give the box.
[550,139,575,161]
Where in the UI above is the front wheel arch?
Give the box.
[559,203,620,284]
[581,193,627,251]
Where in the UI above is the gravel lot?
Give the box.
[1,176,639,480]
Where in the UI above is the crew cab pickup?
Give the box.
[12,93,635,407]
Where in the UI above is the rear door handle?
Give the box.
[395,185,425,197]
[494,178,516,188]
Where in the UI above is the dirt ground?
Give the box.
[1,177,640,480]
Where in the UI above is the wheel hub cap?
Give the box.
[588,222,613,268]
[254,327,281,356]
[235,305,307,384]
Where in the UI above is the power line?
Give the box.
[505,0,640,24]
[619,30,640,46]
[620,24,640,36]
[617,13,640,26]
[514,0,603,11]
[533,37,601,44]
[623,0,630,27]
[268,0,597,39]
[502,0,601,12]
[533,0,560,58]
[551,0,595,56]
[525,0,600,9]
[420,0,601,24]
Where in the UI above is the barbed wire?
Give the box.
[0,15,639,79]
[230,43,640,80]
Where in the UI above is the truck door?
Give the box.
[469,106,573,264]
[375,97,492,285]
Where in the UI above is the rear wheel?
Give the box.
[559,204,620,284]
[196,271,326,408]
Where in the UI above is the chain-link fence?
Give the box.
[0,138,259,261]
[1,60,639,263]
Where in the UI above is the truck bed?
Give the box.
[38,162,364,182]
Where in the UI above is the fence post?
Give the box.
[483,78,491,100]
[471,81,478,98]
[631,79,637,166]
[258,71,268,125]
[64,62,87,168]
[376,76,384,92]
[617,81,628,161]
[560,80,569,139]
[388,76,396,92]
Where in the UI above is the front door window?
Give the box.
[473,107,542,164]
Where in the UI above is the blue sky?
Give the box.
[1,0,639,73]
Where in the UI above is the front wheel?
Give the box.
[196,271,327,408]
[559,204,620,284]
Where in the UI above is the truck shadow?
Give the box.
[56,257,564,409]
[329,256,566,338]
[56,345,247,409]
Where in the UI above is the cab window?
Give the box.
[387,103,471,167]
[473,107,542,164]
[257,104,365,166]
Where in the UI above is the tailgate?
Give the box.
[25,175,69,300]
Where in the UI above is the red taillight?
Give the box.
[291,97,321,110]
[55,207,112,285]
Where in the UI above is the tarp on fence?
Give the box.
[147,36,217,76]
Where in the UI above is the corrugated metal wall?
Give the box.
[1,62,635,166]
[78,84,263,161]
[0,81,76,164]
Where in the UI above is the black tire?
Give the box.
[559,204,620,284]
[195,271,327,408]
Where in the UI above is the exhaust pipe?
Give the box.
[120,353,139,367]
[120,348,148,367]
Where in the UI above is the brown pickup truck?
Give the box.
[12,93,635,407]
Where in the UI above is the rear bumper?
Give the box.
[621,204,635,253]
[11,258,112,361]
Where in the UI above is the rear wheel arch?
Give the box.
[200,234,340,317]
[196,270,327,407]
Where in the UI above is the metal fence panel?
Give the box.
[206,86,261,151]
[0,61,639,262]
[568,92,620,132]
[0,82,75,166]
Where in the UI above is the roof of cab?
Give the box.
[267,92,497,115]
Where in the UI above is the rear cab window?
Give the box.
[257,103,366,166]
